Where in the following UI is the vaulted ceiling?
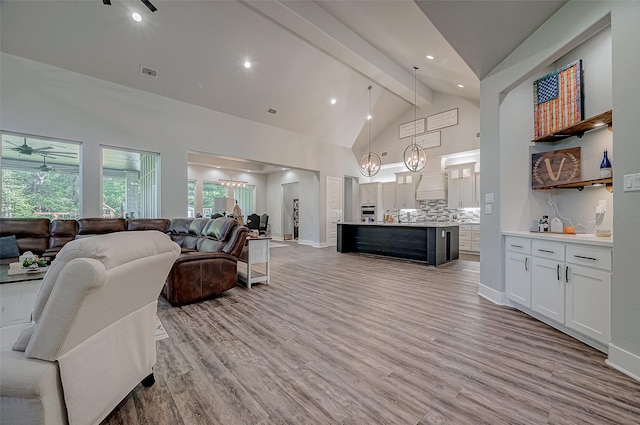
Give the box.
[1,0,567,165]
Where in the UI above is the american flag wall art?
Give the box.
[533,60,583,139]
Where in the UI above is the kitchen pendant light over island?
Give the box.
[404,66,427,172]
[359,85,381,177]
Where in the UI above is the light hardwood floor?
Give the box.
[103,243,640,424]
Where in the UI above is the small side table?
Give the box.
[238,237,270,289]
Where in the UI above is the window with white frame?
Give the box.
[1,132,81,219]
[187,179,196,217]
[102,147,160,219]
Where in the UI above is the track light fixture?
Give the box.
[102,0,157,13]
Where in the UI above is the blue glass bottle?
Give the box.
[600,150,612,178]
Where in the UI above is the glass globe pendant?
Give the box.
[360,151,381,177]
[403,144,426,172]
[359,85,381,177]
[404,66,427,173]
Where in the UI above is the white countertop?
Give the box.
[503,230,612,247]
[341,222,459,228]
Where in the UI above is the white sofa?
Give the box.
[0,230,180,425]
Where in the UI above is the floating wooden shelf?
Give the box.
[532,110,612,143]
[532,177,613,193]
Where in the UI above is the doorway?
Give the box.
[282,182,299,241]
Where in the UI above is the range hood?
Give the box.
[416,172,448,200]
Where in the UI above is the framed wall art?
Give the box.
[399,118,425,139]
[427,108,458,131]
[533,60,583,139]
[531,147,581,189]
[414,131,441,148]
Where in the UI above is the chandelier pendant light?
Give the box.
[404,66,427,172]
[359,85,381,177]
[219,159,248,187]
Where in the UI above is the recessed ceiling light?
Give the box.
[457,84,464,88]
[330,98,337,105]
[244,61,252,69]
[426,55,434,60]
[367,114,372,120]
[131,12,142,22]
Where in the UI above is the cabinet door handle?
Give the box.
[510,244,523,248]
[538,249,555,254]
[525,257,528,271]
[574,255,597,261]
[557,264,560,281]
[565,266,569,283]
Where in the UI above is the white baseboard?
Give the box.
[606,344,640,382]
[477,283,507,305]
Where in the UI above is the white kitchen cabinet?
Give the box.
[503,232,612,351]
[447,163,475,208]
[565,244,612,344]
[459,224,480,253]
[471,224,480,252]
[359,182,381,205]
[531,256,566,323]
[395,172,418,209]
[531,240,566,323]
[381,182,396,213]
[505,236,532,307]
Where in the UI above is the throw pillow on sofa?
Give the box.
[0,235,20,258]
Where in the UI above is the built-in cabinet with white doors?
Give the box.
[447,162,475,208]
[381,182,396,213]
[504,232,612,352]
[359,182,381,205]
[459,223,480,253]
[394,172,419,209]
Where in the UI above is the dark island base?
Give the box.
[337,223,459,267]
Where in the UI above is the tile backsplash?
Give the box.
[384,199,480,223]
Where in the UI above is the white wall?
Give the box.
[266,169,320,246]
[481,1,640,378]
[0,53,360,245]
[362,91,480,167]
[357,91,480,186]
[282,182,299,236]
[610,1,640,378]
[498,26,613,233]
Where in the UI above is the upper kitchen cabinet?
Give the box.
[381,182,396,213]
[447,162,475,208]
[395,172,419,209]
[359,182,381,205]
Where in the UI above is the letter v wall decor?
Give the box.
[532,147,581,189]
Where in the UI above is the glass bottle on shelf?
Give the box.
[600,149,612,178]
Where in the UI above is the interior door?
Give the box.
[326,176,342,246]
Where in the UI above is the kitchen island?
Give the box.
[337,222,459,266]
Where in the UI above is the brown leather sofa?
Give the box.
[1,216,247,305]
[0,217,170,264]
[163,217,248,306]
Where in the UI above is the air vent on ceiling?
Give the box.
[267,108,278,115]
[140,66,158,78]
[381,151,388,157]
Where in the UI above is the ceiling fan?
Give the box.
[35,156,54,173]
[3,138,77,159]
[102,0,157,13]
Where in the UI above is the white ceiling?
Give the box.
[0,0,566,171]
